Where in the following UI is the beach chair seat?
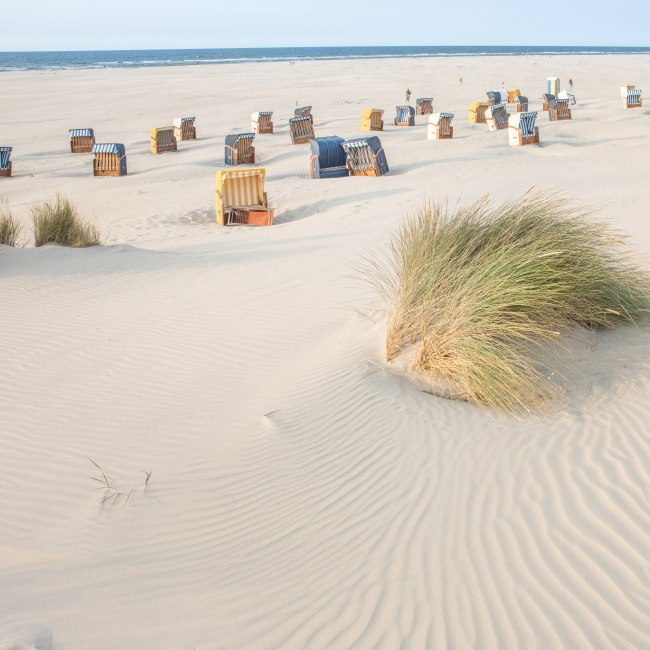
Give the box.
[340,136,389,177]
[557,89,576,105]
[69,128,95,153]
[309,136,349,179]
[394,105,415,126]
[547,77,560,97]
[468,101,490,124]
[225,133,256,165]
[215,167,273,226]
[416,98,433,115]
[486,91,502,106]
[486,103,509,131]
[542,93,556,111]
[294,106,312,119]
[515,95,529,112]
[620,85,635,98]
[624,89,642,108]
[289,116,315,144]
[548,98,572,121]
[427,112,454,140]
[0,147,12,177]
[173,116,196,141]
[508,112,539,146]
[150,127,177,154]
[507,89,521,104]
[360,108,384,131]
[251,111,274,134]
[92,143,127,176]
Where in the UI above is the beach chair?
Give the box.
[542,93,556,111]
[173,116,196,141]
[547,77,560,97]
[508,112,539,146]
[215,167,273,226]
[294,106,312,119]
[0,147,12,177]
[340,136,389,177]
[394,105,415,126]
[515,95,529,112]
[624,89,642,108]
[468,101,490,124]
[620,85,635,98]
[289,116,315,144]
[507,89,521,104]
[485,103,509,131]
[224,133,256,165]
[416,98,433,115]
[427,112,454,140]
[558,89,576,105]
[548,98,572,121]
[309,136,349,179]
[251,111,274,134]
[150,127,177,154]
[92,143,127,176]
[360,108,384,131]
[69,128,95,153]
[486,91,502,106]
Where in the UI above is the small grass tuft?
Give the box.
[0,197,22,247]
[32,194,101,247]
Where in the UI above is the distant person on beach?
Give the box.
[459,77,463,86]
[405,88,411,103]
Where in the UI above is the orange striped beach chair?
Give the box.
[150,126,177,154]
[173,116,196,141]
[0,147,12,177]
[215,167,274,226]
[69,129,95,153]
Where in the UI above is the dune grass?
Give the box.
[367,191,650,413]
[32,194,101,247]
[0,197,22,247]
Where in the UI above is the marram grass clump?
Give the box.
[32,194,101,247]
[368,192,650,413]
[0,197,22,247]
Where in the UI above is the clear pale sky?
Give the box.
[3,0,649,51]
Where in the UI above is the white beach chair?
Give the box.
[508,112,539,147]
[427,112,454,140]
[485,103,509,131]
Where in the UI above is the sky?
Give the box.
[3,0,650,51]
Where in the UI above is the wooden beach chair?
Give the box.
[558,89,576,105]
[624,89,642,108]
[427,112,454,140]
[150,127,177,154]
[486,91,502,106]
[92,143,127,176]
[294,106,312,119]
[289,116,315,144]
[340,136,389,177]
[515,95,529,112]
[508,112,539,147]
[394,105,415,126]
[215,167,273,226]
[542,94,556,111]
[173,116,196,141]
[486,103,509,131]
[360,108,384,131]
[309,136,349,179]
[0,147,12,177]
[468,101,490,124]
[547,77,560,97]
[416,98,433,115]
[251,111,274,134]
[224,133,256,165]
[620,85,635,98]
[548,98,572,121]
[507,89,521,104]
[69,128,95,153]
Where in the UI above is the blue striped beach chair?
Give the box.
[547,77,560,97]
[394,105,415,126]
[620,85,635,98]
[548,98,571,121]
[173,116,196,141]
[428,113,454,140]
[215,167,273,226]
[486,103,509,131]
[289,116,315,144]
[508,112,539,146]
[309,136,349,179]
[92,143,127,176]
[150,126,177,154]
[625,89,642,108]
[341,136,389,177]
[416,98,433,115]
[69,128,95,153]
[251,111,274,134]
[0,147,12,177]
[225,133,256,165]
[542,93,556,111]
[515,95,529,112]
[486,91,502,106]
[294,106,312,119]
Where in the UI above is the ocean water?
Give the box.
[1,45,649,72]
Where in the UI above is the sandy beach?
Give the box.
[1,54,649,649]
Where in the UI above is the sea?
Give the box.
[1,46,649,72]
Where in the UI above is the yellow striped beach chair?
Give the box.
[360,108,384,131]
[468,102,489,124]
[507,89,521,104]
[216,168,273,226]
[150,127,177,154]
[69,129,95,153]
[547,77,560,97]
[0,147,12,177]
[173,116,196,141]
